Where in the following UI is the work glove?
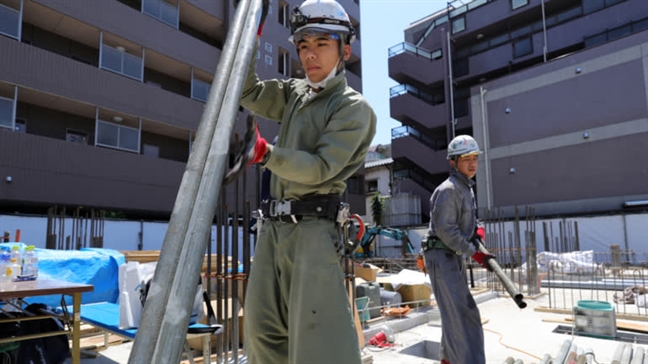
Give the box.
[248,125,269,166]
[233,0,269,36]
[471,251,495,272]
[475,226,485,241]
[416,254,427,275]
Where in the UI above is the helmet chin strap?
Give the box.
[305,60,342,91]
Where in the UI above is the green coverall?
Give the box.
[239,50,377,363]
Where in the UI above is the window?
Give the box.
[264,42,273,53]
[66,129,88,143]
[278,1,290,28]
[278,47,289,76]
[0,2,20,40]
[451,17,465,34]
[264,54,273,66]
[431,49,442,60]
[513,37,532,58]
[511,0,528,10]
[366,179,378,193]
[96,120,140,152]
[191,77,211,102]
[100,45,143,81]
[142,0,178,28]
[0,96,14,130]
[608,24,632,41]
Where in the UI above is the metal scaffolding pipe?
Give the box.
[128,0,264,363]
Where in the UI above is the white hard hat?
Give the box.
[447,135,481,159]
[289,0,356,45]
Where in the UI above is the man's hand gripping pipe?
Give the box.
[472,237,527,309]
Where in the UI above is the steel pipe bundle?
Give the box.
[128,1,264,363]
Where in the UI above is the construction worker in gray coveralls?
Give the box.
[237,0,377,363]
[421,134,494,364]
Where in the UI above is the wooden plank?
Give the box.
[350,282,366,348]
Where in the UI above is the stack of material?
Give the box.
[543,340,648,364]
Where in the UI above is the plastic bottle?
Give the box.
[0,247,11,284]
[8,246,21,281]
[22,245,38,279]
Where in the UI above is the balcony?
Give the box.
[454,0,639,81]
[392,130,448,176]
[27,0,221,75]
[0,131,184,213]
[0,38,204,131]
[388,43,445,86]
[390,85,446,130]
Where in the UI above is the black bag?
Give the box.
[5,303,70,364]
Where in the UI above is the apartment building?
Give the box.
[388,0,648,221]
[0,0,366,220]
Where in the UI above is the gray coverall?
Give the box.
[240,55,376,364]
[424,169,486,364]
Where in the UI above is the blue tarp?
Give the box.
[0,243,125,308]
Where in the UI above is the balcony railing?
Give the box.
[390,84,443,106]
[447,0,490,18]
[96,119,141,153]
[388,42,442,60]
[142,0,179,28]
[392,125,445,151]
[393,166,438,193]
[100,45,143,81]
[0,2,21,40]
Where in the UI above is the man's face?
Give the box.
[297,32,350,83]
[453,154,479,179]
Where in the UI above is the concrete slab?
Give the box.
[67,290,640,364]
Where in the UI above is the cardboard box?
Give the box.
[383,282,432,306]
[354,265,379,282]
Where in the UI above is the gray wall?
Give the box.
[472,31,648,216]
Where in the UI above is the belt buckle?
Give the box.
[275,201,291,216]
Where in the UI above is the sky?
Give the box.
[359,0,448,146]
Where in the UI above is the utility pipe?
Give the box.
[446,31,456,139]
[128,0,263,363]
[541,0,547,62]
[479,86,492,210]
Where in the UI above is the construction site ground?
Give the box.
[64,287,644,364]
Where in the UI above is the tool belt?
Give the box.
[260,195,341,223]
[421,236,458,254]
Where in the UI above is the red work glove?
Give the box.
[471,251,494,272]
[233,0,268,36]
[416,254,427,275]
[247,124,268,166]
[475,226,485,241]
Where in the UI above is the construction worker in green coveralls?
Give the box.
[421,135,494,364]
[235,0,377,363]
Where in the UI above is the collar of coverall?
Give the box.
[302,70,346,98]
[450,169,475,187]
